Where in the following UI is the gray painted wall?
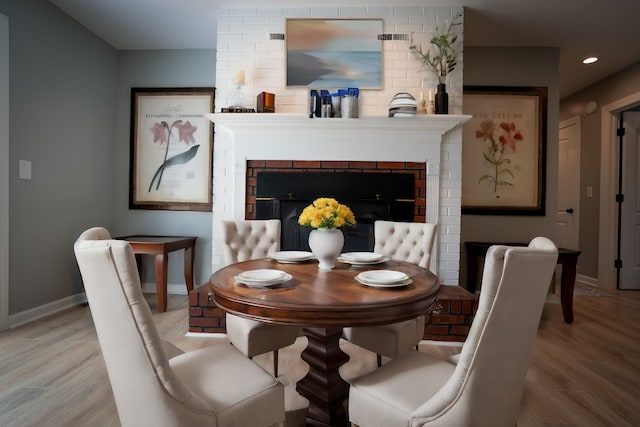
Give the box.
[1,0,117,313]
[559,61,640,279]
[113,50,215,289]
[0,0,575,312]
[461,46,560,288]
[1,0,216,315]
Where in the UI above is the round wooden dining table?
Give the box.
[209,258,440,427]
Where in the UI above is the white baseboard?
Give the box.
[185,332,227,338]
[10,282,191,329]
[576,274,598,287]
[9,293,87,329]
[421,339,464,347]
[141,282,189,295]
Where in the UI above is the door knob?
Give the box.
[565,208,574,214]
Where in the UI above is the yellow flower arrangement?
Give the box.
[298,197,356,230]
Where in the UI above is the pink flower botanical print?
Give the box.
[148,120,200,192]
[475,120,524,193]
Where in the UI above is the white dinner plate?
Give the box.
[340,252,385,263]
[338,256,389,266]
[235,269,292,287]
[269,251,314,263]
[356,270,409,285]
[355,276,413,288]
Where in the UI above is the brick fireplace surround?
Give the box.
[190,5,475,342]
[244,160,427,222]
[189,114,477,341]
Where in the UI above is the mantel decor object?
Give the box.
[409,13,462,114]
[435,83,449,114]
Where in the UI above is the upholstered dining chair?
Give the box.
[221,219,303,377]
[348,237,559,427]
[342,220,437,366]
[74,227,285,427]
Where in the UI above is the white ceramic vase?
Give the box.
[308,228,344,271]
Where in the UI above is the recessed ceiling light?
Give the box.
[583,56,598,64]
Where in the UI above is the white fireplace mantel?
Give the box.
[204,113,471,284]
[207,113,470,135]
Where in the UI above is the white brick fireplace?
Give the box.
[211,4,467,284]
[207,114,469,284]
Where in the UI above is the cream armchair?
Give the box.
[74,227,284,427]
[342,220,437,366]
[221,219,303,377]
[348,237,559,427]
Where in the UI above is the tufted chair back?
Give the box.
[74,227,285,427]
[221,219,281,265]
[348,237,559,427]
[219,219,302,376]
[74,228,213,425]
[374,220,437,269]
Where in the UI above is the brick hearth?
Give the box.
[189,284,478,342]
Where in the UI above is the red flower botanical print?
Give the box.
[175,121,198,144]
[150,122,167,143]
[147,120,200,192]
[474,120,524,193]
[498,122,523,154]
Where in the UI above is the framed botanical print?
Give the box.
[462,86,548,215]
[129,87,215,211]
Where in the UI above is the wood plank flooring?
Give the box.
[1,285,639,427]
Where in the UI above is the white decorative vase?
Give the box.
[308,228,344,271]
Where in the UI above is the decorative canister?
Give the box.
[341,95,359,118]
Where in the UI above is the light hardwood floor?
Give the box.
[1,284,639,427]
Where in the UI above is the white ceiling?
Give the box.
[47,0,640,99]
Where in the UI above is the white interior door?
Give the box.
[557,118,581,250]
[620,111,640,289]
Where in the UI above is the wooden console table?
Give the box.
[465,242,581,324]
[118,236,196,313]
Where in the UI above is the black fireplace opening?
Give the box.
[255,172,415,252]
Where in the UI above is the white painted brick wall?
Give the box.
[213,5,464,285]
[216,5,463,115]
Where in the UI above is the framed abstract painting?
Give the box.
[462,86,548,215]
[286,18,383,89]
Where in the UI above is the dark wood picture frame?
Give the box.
[462,86,548,215]
[129,87,215,211]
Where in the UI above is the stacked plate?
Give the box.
[338,252,389,266]
[269,251,314,264]
[355,270,412,288]
[234,269,292,288]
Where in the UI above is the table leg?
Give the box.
[183,244,195,292]
[154,253,168,313]
[134,254,143,283]
[560,257,578,324]
[297,327,350,427]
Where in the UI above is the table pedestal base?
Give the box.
[297,327,350,427]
